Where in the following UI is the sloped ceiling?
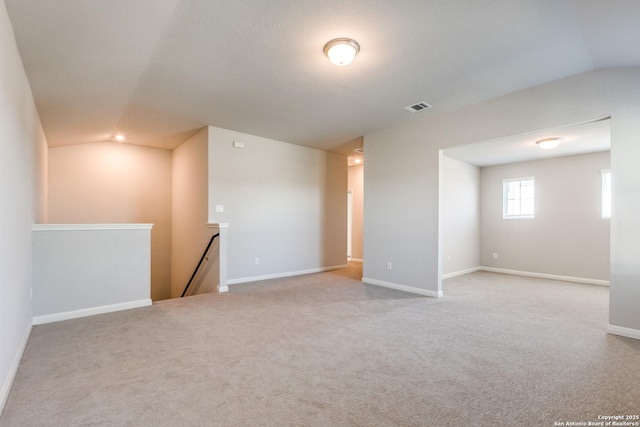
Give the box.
[5,0,640,154]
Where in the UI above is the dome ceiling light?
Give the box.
[536,137,562,150]
[323,38,360,66]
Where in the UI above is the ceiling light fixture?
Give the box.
[324,38,360,66]
[113,134,126,142]
[536,137,562,150]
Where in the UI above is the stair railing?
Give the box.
[181,233,220,297]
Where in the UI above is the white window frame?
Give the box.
[601,169,611,219]
[502,177,535,219]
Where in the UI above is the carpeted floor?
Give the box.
[1,264,639,426]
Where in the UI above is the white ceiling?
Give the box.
[5,0,640,155]
[443,118,610,167]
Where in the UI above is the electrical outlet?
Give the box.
[216,204,224,213]
[255,257,260,265]
[386,262,392,270]
[493,253,498,260]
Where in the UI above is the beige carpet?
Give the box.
[2,264,639,426]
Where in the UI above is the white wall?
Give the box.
[441,156,479,276]
[0,0,48,412]
[47,143,173,301]
[364,67,640,336]
[32,225,152,324]
[348,164,364,261]
[171,128,214,297]
[207,126,347,282]
[480,152,610,281]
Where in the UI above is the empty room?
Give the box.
[1,1,639,426]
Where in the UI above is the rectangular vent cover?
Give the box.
[404,102,432,113]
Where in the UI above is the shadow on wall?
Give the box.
[321,153,348,268]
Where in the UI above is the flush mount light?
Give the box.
[324,38,360,66]
[536,137,562,150]
[113,134,126,142]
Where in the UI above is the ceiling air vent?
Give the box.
[353,148,364,154]
[404,102,432,113]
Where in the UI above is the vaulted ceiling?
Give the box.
[5,0,640,155]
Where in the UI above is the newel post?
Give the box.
[207,223,229,293]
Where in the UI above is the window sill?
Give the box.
[503,216,534,220]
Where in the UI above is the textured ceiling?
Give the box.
[5,0,640,155]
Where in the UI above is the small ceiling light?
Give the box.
[113,134,126,142]
[324,38,360,66]
[355,158,361,164]
[536,137,562,150]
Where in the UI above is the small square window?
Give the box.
[503,177,534,219]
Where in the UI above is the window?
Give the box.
[503,177,534,219]
[602,169,611,219]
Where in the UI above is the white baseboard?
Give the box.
[349,258,363,263]
[362,277,443,298]
[1,324,32,416]
[32,299,152,325]
[227,264,348,285]
[607,324,640,341]
[478,267,609,286]
[442,267,480,280]
[218,285,229,293]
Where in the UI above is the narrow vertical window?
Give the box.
[602,169,611,219]
[502,177,535,219]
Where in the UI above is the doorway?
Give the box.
[348,155,364,263]
[439,118,611,284]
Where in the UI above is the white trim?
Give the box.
[479,267,609,286]
[607,324,640,341]
[362,277,443,298]
[347,190,353,259]
[33,223,153,231]
[32,299,152,325]
[601,170,611,219]
[442,267,480,280]
[502,176,535,183]
[349,258,363,263]
[0,324,32,416]
[207,223,229,229]
[218,286,229,293]
[227,265,348,285]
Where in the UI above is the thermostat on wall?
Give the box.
[233,141,244,149]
